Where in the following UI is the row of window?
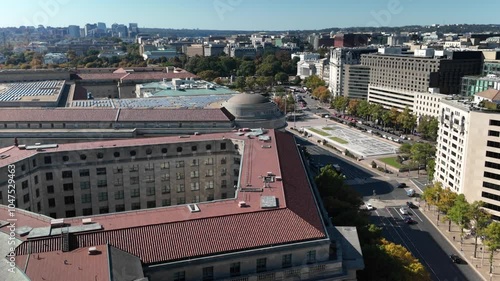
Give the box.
[171,251,316,281]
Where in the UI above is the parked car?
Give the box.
[399,207,409,215]
[367,130,373,134]
[450,254,464,264]
[366,203,374,210]
[404,217,415,224]
[397,183,407,188]
[406,201,416,209]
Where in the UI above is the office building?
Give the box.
[0,130,364,281]
[204,44,226,57]
[67,25,80,38]
[334,33,369,48]
[461,74,500,96]
[329,47,377,97]
[434,92,500,220]
[342,65,370,99]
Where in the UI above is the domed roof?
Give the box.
[226,93,269,105]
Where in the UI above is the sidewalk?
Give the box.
[419,204,494,281]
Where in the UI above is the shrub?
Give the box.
[371,161,377,168]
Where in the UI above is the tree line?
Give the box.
[313,164,431,280]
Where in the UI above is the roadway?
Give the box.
[296,136,482,281]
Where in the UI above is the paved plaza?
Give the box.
[304,124,400,158]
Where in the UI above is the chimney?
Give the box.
[14,138,18,147]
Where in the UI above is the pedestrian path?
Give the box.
[419,204,491,281]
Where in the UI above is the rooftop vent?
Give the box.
[18,145,26,150]
[238,201,247,208]
[82,218,92,224]
[50,218,65,227]
[88,247,101,255]
[0,155,10,159]
[187,204,200,213]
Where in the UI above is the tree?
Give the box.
[357,100,370,119]
[469,201,491,258]
[437,188,458,231]
[427,117,439,141]
[347,99,360,115]
[421,182,442,211]
[245,77,256,91]
[237,60,256,76]
[397,106,417,134]
[303,75,325,91]
[484,222,500,274]
[410,143,435,171]
[234,76,246,90]
[197,70,220,81]
[446,194,471,240]
[426,159,435,181]
[399,143,412,156]
[369,103,384,123]
[312,86,330,103]
[332,96,349,113]
[274,72,288,84]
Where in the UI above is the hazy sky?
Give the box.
[2,0,499,30]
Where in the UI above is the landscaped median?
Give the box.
[329,136,348,144]
[308,128,330,137]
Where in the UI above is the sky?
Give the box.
[1,0,499,30]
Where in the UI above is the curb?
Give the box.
[418,207,487,281]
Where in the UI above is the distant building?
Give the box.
[334,33,369,48]
[183,44,204,57]
[387,34,409,46]
[43,53,68,65]
[342,64,370,99]
[142,48,178,60]
[204,44,226,57]
[129,23,139,37]
[84,23,97,37]
[461,74,500,96]
[0,53,5,64]
[67,25,80,38]
[97,22,106,31]
[291,52,320,61]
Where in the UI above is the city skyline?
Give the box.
[1,0,499,31]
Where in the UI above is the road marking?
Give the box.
[412,209,424,222]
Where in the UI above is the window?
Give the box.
[202,266,213,281]
[32,159,37,167]
[113,152,120,158]
[175,160,184,168]
[131,202,141,210]
[23,194,30,203]
[144,175,155,183]
[131,188,140,198]
[489,130,500,137]
[230,262,240,277]
[44,156,52,164]
[176,147,182,153]
[34,175,39,184]
[234,158,241,165]
[96,168,107,175]
[62,155,69,162]
[162,185,171,194]
[114,178,123,186]
[205,181,214,190]
[486,161,500,170]
[82,208,92,216]
[221,179,227,188]
[221,157,227,164]
[97,180,107,188]
[191,145,198,152]
[81,194,92,204]
[80,181,91,190]
[45,172,53,181]
[487,141,500,149]
[485,171,500,181]
[64,196,75,205]
[115,204,125,212]
[306,250,316,264]
[97,152,104,159]
[256,258,267,273]
[47,185,54,194]
[66,210,76,217]
[145,163,154,171]
[98,192,108,202]
[129,150,137,157]
[99,207,109,214]
[62,171,73,179]
[63,183,73,191]
[80,154,87,160]
[147,186,156,196]
[80,169,90,177]
[173,271,185,281]
[190,170,199,178]
[48,198,56,208]
[130,165,139,172]
[176,172,185,180]
[162,199,171,206]
[161,173,170,181]
[147,200,156,208]
[113,166,123,174]
[206,144,212,150]
[161,162,170,169]
[282,254,292,268]
[161,148,168,154]
[191,159,199,166]
[115,190,124,200]
[220,143,226,150]
[35,189,39,198]
[130,176,139,185]
[205,158,213,165]
[191,182,200,191]
[146,148,153,155]
[177,197,186,205]
[22,181,28,189]
[206,169,213,177]
[177,184,185,193]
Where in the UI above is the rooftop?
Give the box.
[1,131,327,266]
[0,80,65,103]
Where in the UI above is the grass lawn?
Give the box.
[379,157,403,169]
[322,127,335,130]
[309,128,330,136]
[328,137,348,144]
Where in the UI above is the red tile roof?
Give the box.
[0,108,232,123]
[15,245,110,281]
[4,130,327,265]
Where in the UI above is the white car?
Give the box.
[366,203,374,210]
[399,207,409,215]
[367,130,373,134]
[382,134,387,139]
[388,136,393,141]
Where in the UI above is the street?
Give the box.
[296,136,483,281]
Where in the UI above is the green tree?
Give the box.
[446,194,471,240]
[381,110,392,128]
[426,159,435,181]
[369,104,384,123]
[332,96,349,113]
[484,222,500,274]
[427,117,439,141]
[245,76,256,91]
[399,143,412,156]
[303,75,325,91]
[421,182,442,211]
[234,76,246,90]
[469,201,491,258]
[197,70,220,81]
[347,99,360,115]
[437,188,458,231]
[237,60,256,76]
[357,100,371,119]
[274,72,289,84]
[312,86,330,103]
[410,143,435,171]
[397,106,417,134]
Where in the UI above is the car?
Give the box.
[397,183,407,188]
[366,203,374,210]
[399,207,409,215]
[404,217,415,224]
[388,136,393,141]
[406,201,416,209]
[450,254,464,264]
[367,130,372,134]
[393,138,400,143]
[382,134,387,139]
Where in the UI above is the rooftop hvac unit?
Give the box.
[238,201,247,208]
[187,204,200,213]
[50,218,64,227]
[88,247,100,255]
[82,218,92,224]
